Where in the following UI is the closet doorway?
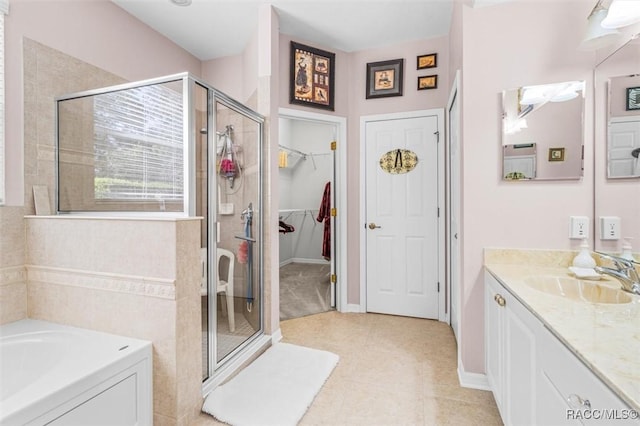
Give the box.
[278,109,346,320]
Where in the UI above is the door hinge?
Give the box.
[437,207,440,218]
[331,207,337,217]
[434,131,440,142]
[437,282,440,292]
[331,274,337,283]
[330,141,337,151]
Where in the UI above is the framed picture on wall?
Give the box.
[626,86,640,111]
[417,53,437,69]
[548,147,565,162]
[290,41,335,111]
[418,75,438,90]
[366,58,404,99]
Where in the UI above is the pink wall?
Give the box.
[459,1,595,374]
[4,0,201,206]
[202,55,244,101]
[348,37,450,303]
[277,34,450,303]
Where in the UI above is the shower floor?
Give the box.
[279,262,332,321]
[201,298,258,379]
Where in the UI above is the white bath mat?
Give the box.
[202,342,339,426]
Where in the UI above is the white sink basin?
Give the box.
[523,276,632,304]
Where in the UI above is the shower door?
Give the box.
[201,90,264,380]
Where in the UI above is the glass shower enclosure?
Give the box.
[55,73,264,384]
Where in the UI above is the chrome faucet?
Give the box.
[594,252,640,295]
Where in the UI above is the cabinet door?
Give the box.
[484,271,505,415]
[504,290,540,426]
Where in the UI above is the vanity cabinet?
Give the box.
[484,270,638,426]
[484,271,540,425]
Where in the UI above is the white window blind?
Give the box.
[0,3,7,205]
[93,83,184,202]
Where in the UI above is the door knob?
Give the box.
[368,223,381,230]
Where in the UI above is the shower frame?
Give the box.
[54,72,266,389]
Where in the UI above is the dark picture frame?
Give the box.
[417,53,437,70]
[626,86,640,111]
[366,59,404,99]
[548,147,565,162]
[418,75,438,91]
[290,41,335,111]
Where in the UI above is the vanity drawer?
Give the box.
[538,325,638,424]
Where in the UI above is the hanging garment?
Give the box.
[316,182,331,260]
[279,220,295,234]
[279,150,288,168]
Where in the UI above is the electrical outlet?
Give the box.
[569,216,589,239]
[600,216,620,240]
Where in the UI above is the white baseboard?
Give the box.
[271,328,283,344]
[280,258,329,268]
[279,258,293,268]
[457,367,490,390]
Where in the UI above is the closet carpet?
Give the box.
[279,262,332,321]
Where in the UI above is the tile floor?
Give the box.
[192,311,502,426]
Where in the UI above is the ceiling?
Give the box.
[111,0,456,61]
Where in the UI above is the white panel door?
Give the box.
[608,120,640,177]
[503,155,536,178]
[365,115,439,319]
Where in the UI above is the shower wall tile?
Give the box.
[23,38,125,215]
[25,216,203,425]
[0,206,26,268]
[0,207,27,325]
[26,217,177,279]
[175,220,204,421]
[0,280,27,325]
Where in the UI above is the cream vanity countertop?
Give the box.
[485,263,640,410]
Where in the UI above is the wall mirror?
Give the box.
[607,73,640,178]
[501,80,585,180]
[595,36,640,252]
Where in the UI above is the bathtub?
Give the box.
[0,319,152,425]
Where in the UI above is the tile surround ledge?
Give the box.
[484,248,640,411]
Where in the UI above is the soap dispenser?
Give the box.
[572,239,596,268]
[620,237,636,262]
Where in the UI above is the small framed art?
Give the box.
[417,53,437,69]
[290,41,335,110]
[418,75,438,91]
[366,59,404,99]
[548,147,565,162]
[626,86,640,111]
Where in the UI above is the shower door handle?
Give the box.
[368,223,381,230]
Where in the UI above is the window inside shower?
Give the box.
[57,79,186,213]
